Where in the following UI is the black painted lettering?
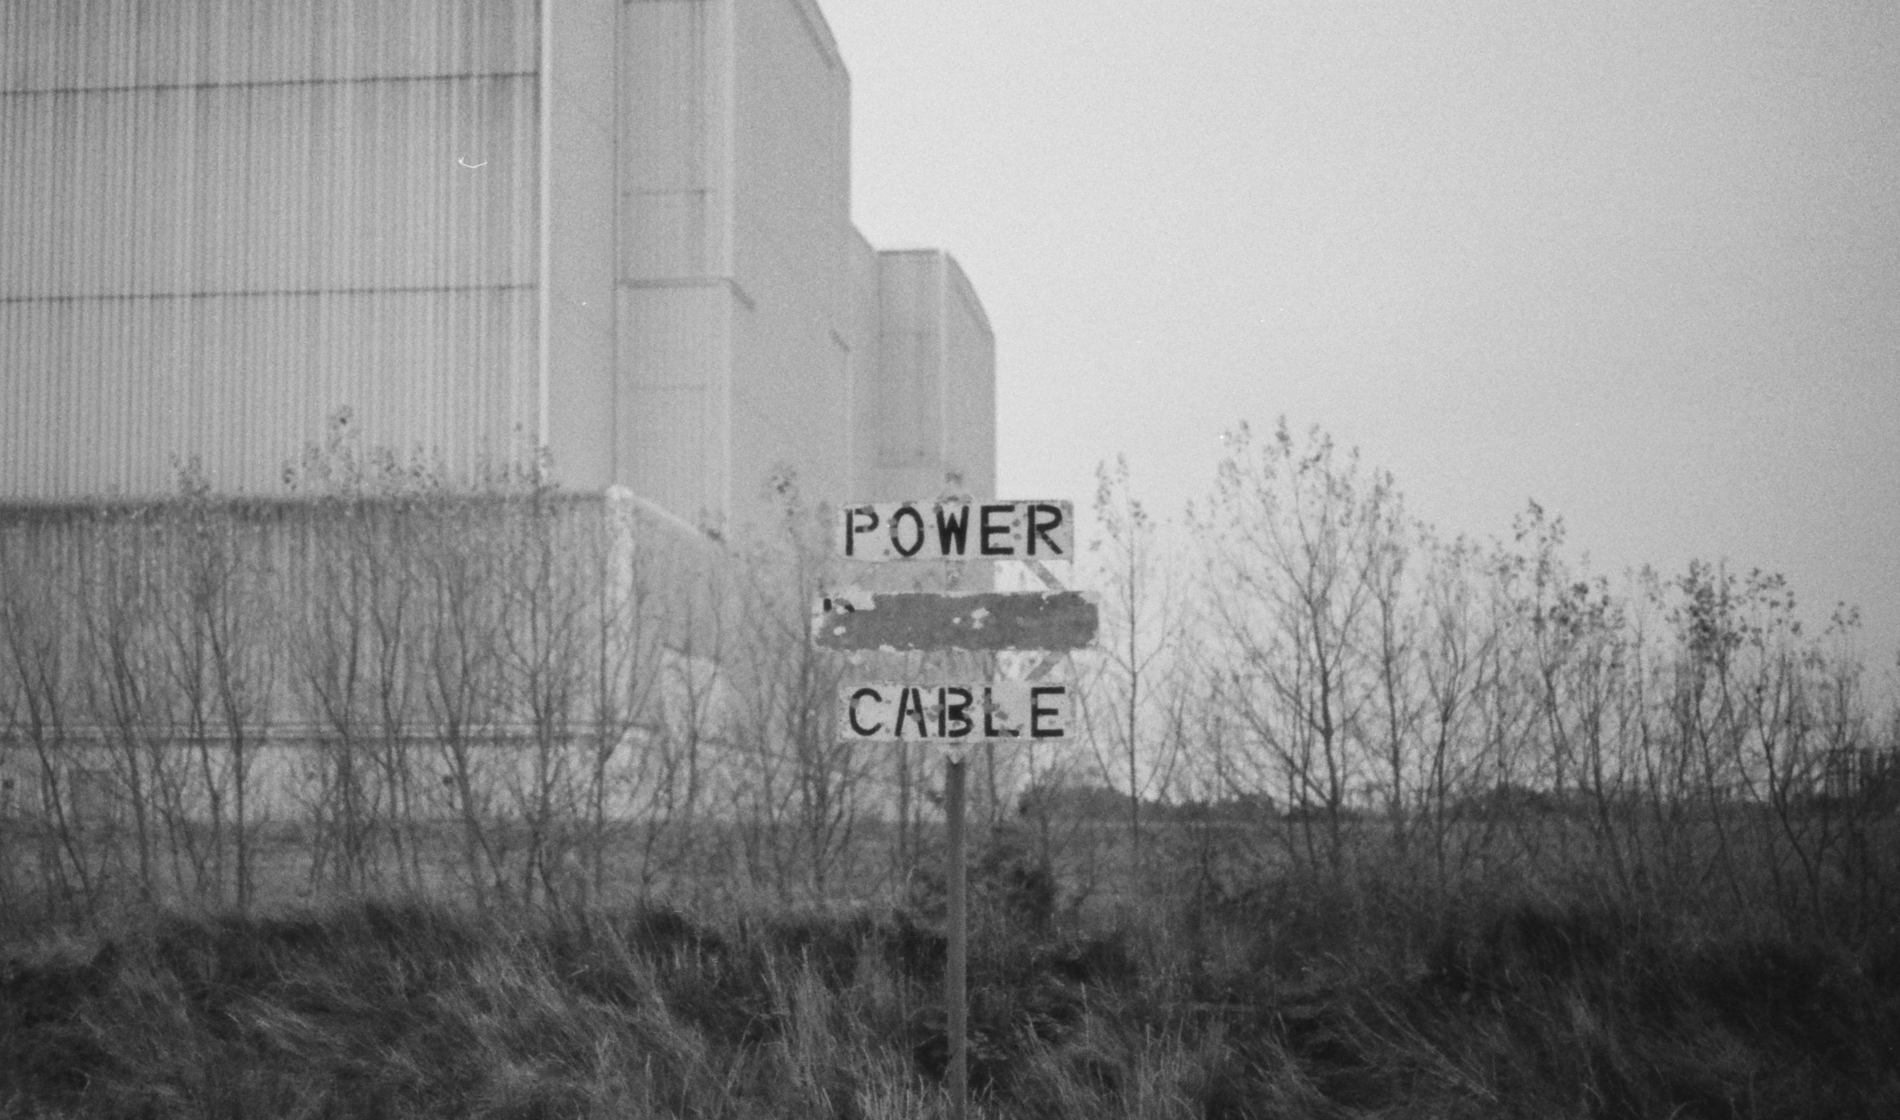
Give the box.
[890,505,926,558]
[1031,685,1065,739]
[944,686,974,738]
[896,686,929,738]
[982,685,1020,738]
[979,503,1014,556]
[1028,503,1064,557]
[848,687,883,737]
[934,503,971,556]
[845,507,878,557]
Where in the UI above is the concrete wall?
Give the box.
[868,250,997,505]
[0,488,734,831]
[616,0,735,527]
[845,226,885,500]
[727,0,856,528]
[940,254,999,504]
[618,0,871,531]
[545,0,622,489]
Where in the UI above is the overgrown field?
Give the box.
[7,423,1900,1115]
[5,876,1899,1119]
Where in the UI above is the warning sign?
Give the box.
[839,501,1073,561]
[838,681,1074,742]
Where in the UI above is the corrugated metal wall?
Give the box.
[1,0,999,524]
[0,0,542,499]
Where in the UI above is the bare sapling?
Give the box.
[1083,454,1188,889]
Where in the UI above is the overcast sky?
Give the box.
[821,0,1900,668]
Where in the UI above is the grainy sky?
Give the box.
[822,0,1900,669]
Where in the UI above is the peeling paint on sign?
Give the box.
[813,590,1098,652]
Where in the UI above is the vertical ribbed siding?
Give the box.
[0,0,543,499]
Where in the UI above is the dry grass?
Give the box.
[4,879,1899,1119]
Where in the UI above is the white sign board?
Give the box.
[839,500,1073,561]
[838,681,1074,742]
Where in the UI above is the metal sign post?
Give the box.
[945,753,968,1112]
[815,499,1094,1120]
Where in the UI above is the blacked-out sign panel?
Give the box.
[813,590,1098,652]
[839,501,1074,561]
[839,682,1074,742]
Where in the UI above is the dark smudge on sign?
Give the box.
[813,590,1098,652]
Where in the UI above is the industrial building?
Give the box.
[0,2,998,914]
[0,0,995,531]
